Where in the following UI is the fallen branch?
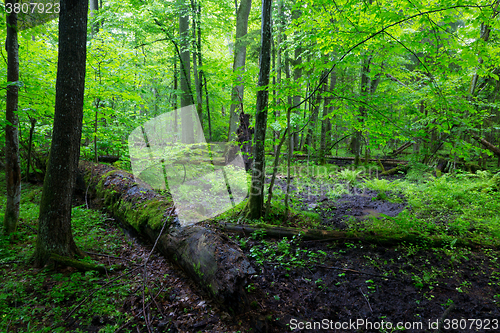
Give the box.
[470,134,500,157]
[381,164,408,175]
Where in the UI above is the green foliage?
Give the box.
[0,177,141,332]
[248,234,328,270]
[337,168,364,186]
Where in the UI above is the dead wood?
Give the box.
[221,222,497,249]
[286,154,408,166]
[79,162,255,313]
[381,164,409,175]
[49,253,121,274]
[388,142,413,157]
[471,134,500,157]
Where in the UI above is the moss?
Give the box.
[138,200,172,230]
[89,167,174,232]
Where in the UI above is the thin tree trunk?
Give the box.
[245,0,272,219]
[26,117,37,182]
[94,98,100,163]
[304,78,324,154]
[273,0,283,154]
[89,0,99,36]
[179,0,195,143]
[203,73,212,141]
[191,0,203,129]
[320,70,336,164]
[284,56,293,216]
[354,55,371,166]
[172,54,178,132]
[228,0,252,141]
[4,1,21,235]
[292,7,302,150]
[34,0,89,266]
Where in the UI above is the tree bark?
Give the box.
[34,0,88,267]
[221,223,488,249]
[89,0,99,37]
[319,70,336,164]
[179,0,195,143]
[228,0,252,141]
[471,134,500,158]
[245,0,272,219]
[303,81,323,154]
[80,162,256,313]
[191,0,203,129]
[354,55,371,165]
[4,0,21,235]
[291,7,302,150]
[26,117,37,181]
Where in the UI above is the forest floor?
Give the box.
[1,162,500,332]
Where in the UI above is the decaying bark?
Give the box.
[226,112,254,171]
[80,162,255,313]
[221,223,495,249]
[388,142,413,157]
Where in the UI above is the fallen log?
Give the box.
[221,223,499,249]
[50,253,124,274]
[277,154,408,166]
[470,134,500,157]
[382,164,409,175]
[79,162,255,314]
[388,142,413,157]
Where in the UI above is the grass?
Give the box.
[0,172,153,332]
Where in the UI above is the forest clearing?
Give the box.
[2,0,500,332]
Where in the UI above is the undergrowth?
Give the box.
[0,172,148,332]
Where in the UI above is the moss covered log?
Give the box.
[221,223,497,250]
[79,162,255,313]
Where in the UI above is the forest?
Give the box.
[1,0,500,332]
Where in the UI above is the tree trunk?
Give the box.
[172,53,178,131]
[228,0,252,141]
[191,0,203,129]
[291,7,302,150]
[4,1,21,235]
[89,0,99,36]
[319,70,335,164]
[34,0,89,267]
[179,0,195,143]
[284,56,293,216]
[304,79,324,154]
[245,0,272,220]
[26,117,37,181]
[80,162,256,313]
[354,55,371,165]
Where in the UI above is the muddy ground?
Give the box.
[60,165,500,332]
[238,237,500,333]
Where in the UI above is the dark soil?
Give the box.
[268,173,407,230]
[238,237,500,333]
[58,168,500,332]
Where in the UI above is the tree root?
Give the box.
[50,253,124,274]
